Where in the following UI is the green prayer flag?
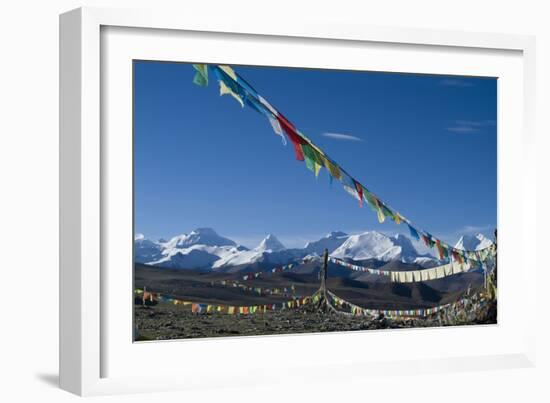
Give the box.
[192,64,208,86]
[301,143,321,173]
[381,204,394,218]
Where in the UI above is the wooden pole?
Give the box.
[493,228,497,284]
[321,249,328,303]
[316,249,344,315]
[315,249,330,312]
[321,248,329,301]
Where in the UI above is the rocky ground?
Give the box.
[134,293,496,341]
[134,264,496,341]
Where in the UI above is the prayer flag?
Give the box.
[213,66,245,107]
[408,224,420,240]
[302,147,316,173]
[323,157,342,181]
[219,65,238,81]
[268,116,286,145]
[436,240,445,260]
[422,234,435,248]
[354,180,363,207]
[192,64,208,86]
[367,195,385,223]
[314,162,322,178]
[219,80,244,107]
[393,212,402,225]
[276,114,306,160]
[381,204,393,218]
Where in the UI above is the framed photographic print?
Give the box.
[60,7,537,396]
[132,61,498,341]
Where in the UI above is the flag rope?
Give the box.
[191,64,496,267]
[327,289,476,318]
[210,279,299,298]
[239,262,297,281]
[135,288,322,315]
[328,254,495,283]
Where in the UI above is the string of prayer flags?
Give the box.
[191,64,496,262]
[241,263,296,281]
[328,256,484,283]
[211,279,300,298]
[138,288,319,315]
[328,290,470,319]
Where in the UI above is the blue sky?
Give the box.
[134,61,497,250]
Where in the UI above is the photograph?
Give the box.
[133,61,498,341]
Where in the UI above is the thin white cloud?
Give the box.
[455,120,496,127]
[458,224,495,235]
[446,119,496,134]
[446,126,480,133]
[439,78,474,87]
[322,132,363,142]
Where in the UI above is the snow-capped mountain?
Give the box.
[303,231,349,255]
[135,228,244,269]
[454,233,493,251]
[255,234,286,253]
[134,233,163,263]
[212,234,300,268]
[161,227,236,249]
[330,232,433,264]
[135,228,440,270]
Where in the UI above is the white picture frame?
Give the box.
[59,6,537,396]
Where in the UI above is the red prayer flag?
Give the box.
[436,240,445,260]
[354,181,363,207]
[451,250,460,262]
[276,114,306,161]
[422,234,431,247]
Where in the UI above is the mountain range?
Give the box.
[135,228,493,271]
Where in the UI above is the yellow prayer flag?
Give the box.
[393,212,402,225]
[219,65,238,81]
[376,208,385,223]
[326,160,341,180]
[370,197,386,223]
[219,80,244,108]
[314,162,322,178]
